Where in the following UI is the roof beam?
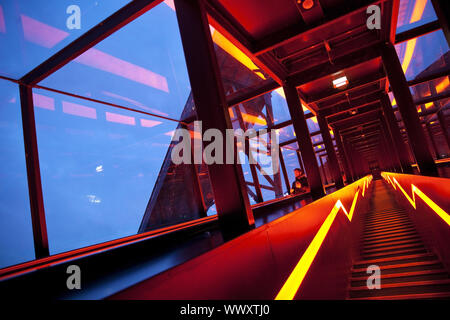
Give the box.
[21,0,161,85]
[331,108,381,128]
[395,20,441,44]
[286,44,382,88]
[327,102,381,124]
[252,0,384,55]
[307,73,385,104]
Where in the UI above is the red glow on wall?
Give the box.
[20,14,69,48]
[275,175,372,300]
[382,172,450,226]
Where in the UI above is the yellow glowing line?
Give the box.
[424,102,434,109]
[410,0,427,23]
[402,38,417,74]
[275,177,368,300]
[275,203,340,300]
[383,173,450,226]
[412,185,450,226]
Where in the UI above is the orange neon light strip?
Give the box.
[381,173,450,226]
[275,177,371,300]
[241,113,267,126]
[436,77,449,94]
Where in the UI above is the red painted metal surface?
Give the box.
[109,176,371,300]
[381,172,450,272]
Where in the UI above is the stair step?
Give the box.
[365,209,407,214]
[363,229,417,240]
[365,215,411,223]
[365,211,408,217]
[364,223,414,233]
[349,279,450,298]
[365,215,409,223]
[362,242,425,255]
[364,222,414,233]
[363,230,418,242]
[363,225,416,237]
[353,253,436,269]
[350,269,449,287]
[363,238,421,250]
[365,218,411,227]
[352,260,443,278]
[360,247,428,260]
[364,216,409,224]
[363,234,420,246]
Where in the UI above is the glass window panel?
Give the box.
[246,184,258,205]
[196,161,214,214]
[284,141,299,151]
[281,147,300,192]
[0,0,130,78]
[277,125,296,143]
[237,103,267,130]
[395,30,449,81]
[33,87,193,254]
[0,79,35,268]
[311,133,323,144]
[410,76,450,102]
[209,22,268,96]
[250,132,283,202]
[269,89,291,124]
[314,144,325,152]
[306,116,320,133]
[40,2,191,121]
[233,89,291,129]
[237,150,258,204]
[396,0,437,34]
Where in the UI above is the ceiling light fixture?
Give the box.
[300,0,315,10]
[332,76,348,88]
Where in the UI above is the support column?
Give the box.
[381,43,438,176]
[317,115,344,188]
[344,139,360,179]
[380,116,402,172]
[380,130,396,171]
[19,84,49,258]
[279,149,292,194]
[335,130,353,184]
[437,110,450,151]
[426,123,439,159]
[380,94,412,173]
[283,82,325,199]
[175,0,254,240]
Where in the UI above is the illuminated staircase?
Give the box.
[348,180,450,299]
